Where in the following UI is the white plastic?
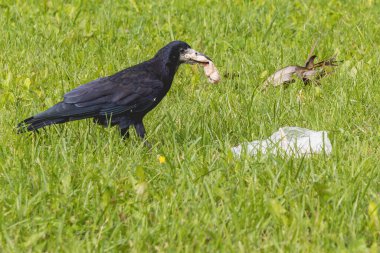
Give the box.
[231,127,332,158]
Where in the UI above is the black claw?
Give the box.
[144,140,153,150]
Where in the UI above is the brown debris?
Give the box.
[262,54,341,90]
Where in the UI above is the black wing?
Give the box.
[42,69,164,118]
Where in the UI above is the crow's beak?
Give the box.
[180,48,212,64]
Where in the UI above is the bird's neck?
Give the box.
[149,57,180,85]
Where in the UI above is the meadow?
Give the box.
[0,0,379,252]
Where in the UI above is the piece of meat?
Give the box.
[184,54,220,84]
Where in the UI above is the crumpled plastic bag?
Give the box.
[231,127,332,158]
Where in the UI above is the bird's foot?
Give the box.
[143,140,153,150]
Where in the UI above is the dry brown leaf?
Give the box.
[262,54,341,90]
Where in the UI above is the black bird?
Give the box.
[17,41,213,142]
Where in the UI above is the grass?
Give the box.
[0,0,380,252]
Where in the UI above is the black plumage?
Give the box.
[17,41,212,141]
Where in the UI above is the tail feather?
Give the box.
[16,100,123,133]
[17,101,99,133]
[17,117,69,133]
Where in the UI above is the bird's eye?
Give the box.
[180,48,185,53]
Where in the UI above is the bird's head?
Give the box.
[155,41,212,67]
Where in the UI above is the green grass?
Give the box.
[1,0,380,252]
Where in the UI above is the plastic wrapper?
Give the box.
[231,127,332,158]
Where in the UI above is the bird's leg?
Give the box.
[134,121,152,148]
[120,127,130,139]
[119,117,131,139]
[134,121,146,139]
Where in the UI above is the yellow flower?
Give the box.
[157,155,166,164]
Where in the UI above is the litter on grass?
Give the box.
[262,40,341,89]
[231,127,332,158]
[262,54,341,89]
